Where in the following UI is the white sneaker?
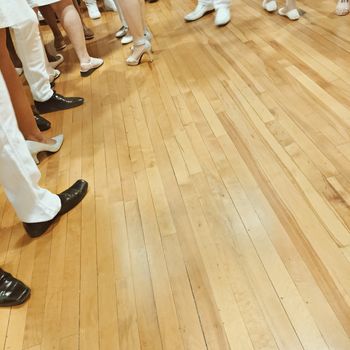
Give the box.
[86,2,101,19]
[215,7,231,26]
[262,0,277,12]
[278,7,300,20]
[121,35,133,45]
[104,0,117,11]
[80,57,104,77]
[184,3,215,22]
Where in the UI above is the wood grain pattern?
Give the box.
[1,0,350,348]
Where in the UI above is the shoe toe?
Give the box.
[58,180,88,216]
[215,8,231,26]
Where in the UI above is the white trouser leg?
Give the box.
[0,72,60,223]
[84,0,97,4]
[213,0,231,8]
[198,0,215,5]
[113,0,128,27]
[10,12,53,103]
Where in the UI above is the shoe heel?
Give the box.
[32,153,39,165]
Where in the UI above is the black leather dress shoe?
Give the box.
[0,269,30,307]
[23,180,88,238]
[34,114,51,132]
[34,92,84,114]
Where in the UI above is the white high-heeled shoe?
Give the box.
[262,0,277,12]
[126,39,153,66]
[26,135,64,164]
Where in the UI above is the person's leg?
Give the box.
[84,0,101,19]
[0,69,88,238]
[184,0,215,22]
[278,0,300,19]
[0,70,61,223]
[52,0,103,75]
[118,0,152,65]
[0,28,50,144]
[10,13,85,113]
[39,4,67,51]
[11,12,53,103]
[213,0,231,26]
[5,29,22,69]
[72,0,94,39]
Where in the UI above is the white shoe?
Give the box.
[26,135,64,164]
[49,54,64,69]
[262,0,277,12]
[126,39,153,66]
[121,34,133,45]
[215,7,231,26]
[15,68,23,76]
[104,0,117,11]
[278,7,300,20]
[80,57,104,77]
[336,0,350,15]
[49,69,61,83]
[184,3,215,22]
[86,2,101,19]
[115,25,128,38]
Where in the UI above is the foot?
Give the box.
[84,26,95,40]
[23,180,88,237]
[35,115,51,132]
[115,25,128,38]
[104,0,117,11]
[54,37,67,51]
[80,57,104,77]
[215,7,231,26]
[121,34,133,45]
[86,2,101,19]
[34,92,84,114]
[336,0,350,15]
[49,54,64,69]
[262,0,277,12]
[26,134,64,164]
[184,2,215,22]
[126,39,153,66]
[278,6,300,20]
[49,69,61,83]
[0,269,30,307]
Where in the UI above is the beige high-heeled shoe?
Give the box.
[126,39,153,66]
[26,135,64,164]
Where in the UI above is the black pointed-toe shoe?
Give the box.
[34,114,51,132]
[0,269,30,307]
[34,92,84,114]
[23,180,88,238]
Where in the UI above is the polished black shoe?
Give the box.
[0,269,30,307]
[35,114,51,131]
[34,92,84,114]
[23,180,88,238]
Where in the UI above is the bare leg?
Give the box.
[285,0,297,10]
[117,0,145,41]
[72,0,95,39]
[52,0,91,64]
[0,29,53,144]
[39,5,67,51]
[5,29,22,68]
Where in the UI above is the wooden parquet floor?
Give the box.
[1,0,350,348]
